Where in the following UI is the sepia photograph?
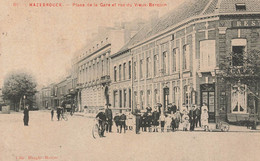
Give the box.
[0,0,260,161]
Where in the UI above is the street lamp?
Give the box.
[23,95,26,109]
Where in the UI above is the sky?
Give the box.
[0,0,183,87]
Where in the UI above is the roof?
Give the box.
[119,0,260,52]
[219,0,260,13]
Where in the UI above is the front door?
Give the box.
[163,87,169,113]
[201,84,215,123]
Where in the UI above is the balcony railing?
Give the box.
[100,75,111,84]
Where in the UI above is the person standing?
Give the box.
[194,105,201,127]
[51,108,54,121]
[189,105,196,131]
[23,105,29,126]
[174,109,181,130]
[133,107,141,134]
[57,106,61,121]
[159,113,166,132]
[152,107,160,132]
[201,108,209,131]
[114,113,121,133]
[120,112,127,133]
[105,104,113,133]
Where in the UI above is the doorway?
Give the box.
[201,84,215,123]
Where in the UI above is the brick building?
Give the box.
[112,0,260,123]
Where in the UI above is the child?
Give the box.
[182,112,190,131]
[159,114,166,132]
[114,113,121,133]
[201,109,209,131]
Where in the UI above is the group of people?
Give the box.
[134,103,210,133]
[95,103,210,137]
[96,104,134,137]
[50,106,64,121]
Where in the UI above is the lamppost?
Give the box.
[23,95,26,109]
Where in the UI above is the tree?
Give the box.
[219,49,260,99]
[2,72,37,111]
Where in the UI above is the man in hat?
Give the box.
[105,103,113,133]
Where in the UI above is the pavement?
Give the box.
[1,111,260,161]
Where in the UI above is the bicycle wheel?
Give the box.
[92,124,100,139]
[63,115,68,121]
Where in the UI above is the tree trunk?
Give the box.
[19,97,23,111]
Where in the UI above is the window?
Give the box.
[129,89,131,108]
[133,62,137,80]
[114,66,117,82]
[119,65,122,81]
[236,3,246,11]
[200,40,216,70]
[123,63,126,80]
[172,48,178,72]
[163,51,168,74]
[85,67,88,82]
[231,84,247,113]
[140,59,144,79]
[147,90,151,106]
[134,91,138,109]
[154,55,159,76]
[114,91,118,107]
[119,90,122,107]
[124,89,127,107]
[184,86,191,105]
[89,66,92,82]
[96,62,99,79]
[146,57,151,78]
[231,39,247,66]
[154,89,159,105]
[183,45,190,70]
[173,87,179,108]
[128,61,131,79]
[93,64,95,81]
[102,60,104,76]
[140,91,144,109]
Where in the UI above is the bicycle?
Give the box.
[92,119,102,139]
[60,113,68,121]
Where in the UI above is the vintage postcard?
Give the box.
[0,0,260,161]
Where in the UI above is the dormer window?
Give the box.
[236,3,246,11]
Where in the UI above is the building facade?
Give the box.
[113,0,260,123]
[110,49,132,113]
[75,24,144,113]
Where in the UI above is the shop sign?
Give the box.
[232,20,260,28]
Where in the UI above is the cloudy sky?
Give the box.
[0,0,183,87]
